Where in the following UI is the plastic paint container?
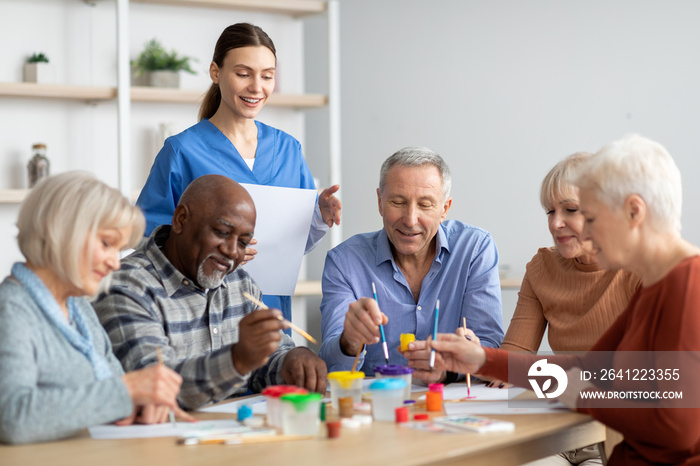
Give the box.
[326,420,341,438]
[369,378,407,421]
[400,333,416,352]
[375,364,414,400]
[338,396,354,418]
[426,384,443,412]
[280,392,323,436]
[395,406,409,423]
[327,371,365,410]
[262,385,308,429]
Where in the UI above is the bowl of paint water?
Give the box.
[374,364,413,401]
[327,371,365,410]
[369,378,407,421]
[280,392,323,436]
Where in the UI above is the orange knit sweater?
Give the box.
[500,247,640,352]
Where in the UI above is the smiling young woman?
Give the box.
[136,23,342,327]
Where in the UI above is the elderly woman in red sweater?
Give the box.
[433,134,700,465]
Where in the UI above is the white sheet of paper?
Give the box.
[441,383,526,401]
[197,395,267,415]
[444,400,569,415]
[88,419,245,439]
[238,184,317,296]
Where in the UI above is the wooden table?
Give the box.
[0,407,604,466]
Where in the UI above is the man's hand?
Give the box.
[339,297,388,357]
[402,339,446,385]
[318,185,342,227]
[231,308,286,375]
[281,347,328,393]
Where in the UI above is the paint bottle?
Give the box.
[426,383,444,412]
[400,333,416,352]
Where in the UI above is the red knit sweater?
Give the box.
[483,255,700,465]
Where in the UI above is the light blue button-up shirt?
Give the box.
[320,219,504,375]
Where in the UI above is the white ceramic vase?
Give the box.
[148,70,180,88]
[23,62,54,84]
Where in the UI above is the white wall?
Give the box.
[304,0,700,347]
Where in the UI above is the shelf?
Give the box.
[500,277,522,289]
[0,83,327,108]
[292,278,523,297]
[0,189,29,204]
[0,82,116,102]
[130,0,326,16]
[131,86,327,108]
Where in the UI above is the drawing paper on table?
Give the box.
[197,395,267,415]
[444,400,569,416]
[438,383,526,401]
[238,184,317,296]
[89,419,246,439]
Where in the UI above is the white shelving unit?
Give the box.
[0,1,342,314]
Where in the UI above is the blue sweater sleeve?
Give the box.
[0,283,132,444]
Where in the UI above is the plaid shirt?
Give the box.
[94,226,294,410]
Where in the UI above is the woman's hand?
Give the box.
[115,404,197,425]
[121,364,182,409]
[318,185,342,227]
[429,333,487,375]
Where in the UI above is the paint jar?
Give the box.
[338,396,354,418]
[426,383,444,412]
[400,333,416,352]
[375,364,414,401]
[326,420,341,438]
[327,371,365,410]
[369,378,407,421]
[395,406,409,423]
[262,385,308,429]
[280,392,323,436]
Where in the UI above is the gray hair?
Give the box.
[16,171,145,289]
[571,134,682,233]
[379,147,452,201]
[540,152,593,210]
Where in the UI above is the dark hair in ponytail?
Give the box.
[198,23,277,121]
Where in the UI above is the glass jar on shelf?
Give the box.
[28,143,50,188]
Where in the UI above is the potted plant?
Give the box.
[132,38,196,88]
[24,52,54,84]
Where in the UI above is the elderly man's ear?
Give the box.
[171,204,189,235]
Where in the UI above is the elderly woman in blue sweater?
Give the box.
[0,172,192,444]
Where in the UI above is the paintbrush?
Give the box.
[242,292,318,344]
[351,341,364,373]
[463,317,471,399]
[371,282,389,364]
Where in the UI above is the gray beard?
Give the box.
[197,254,233,289]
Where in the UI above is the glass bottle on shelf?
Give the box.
[28,143,50,188]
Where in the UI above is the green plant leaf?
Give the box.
[132,38,197,75]
[27,52,49,63]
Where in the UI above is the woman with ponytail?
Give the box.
[136,23,341,323]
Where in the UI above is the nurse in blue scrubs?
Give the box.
[136,23,341,324]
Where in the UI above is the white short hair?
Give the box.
[16,171,145,289]
[571,134,682,233]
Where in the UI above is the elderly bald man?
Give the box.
[95,175,327,410]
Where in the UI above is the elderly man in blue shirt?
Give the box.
[319,147,504,384]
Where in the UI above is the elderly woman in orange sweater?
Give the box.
[432,134,700,465]
[499,152,640,356]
